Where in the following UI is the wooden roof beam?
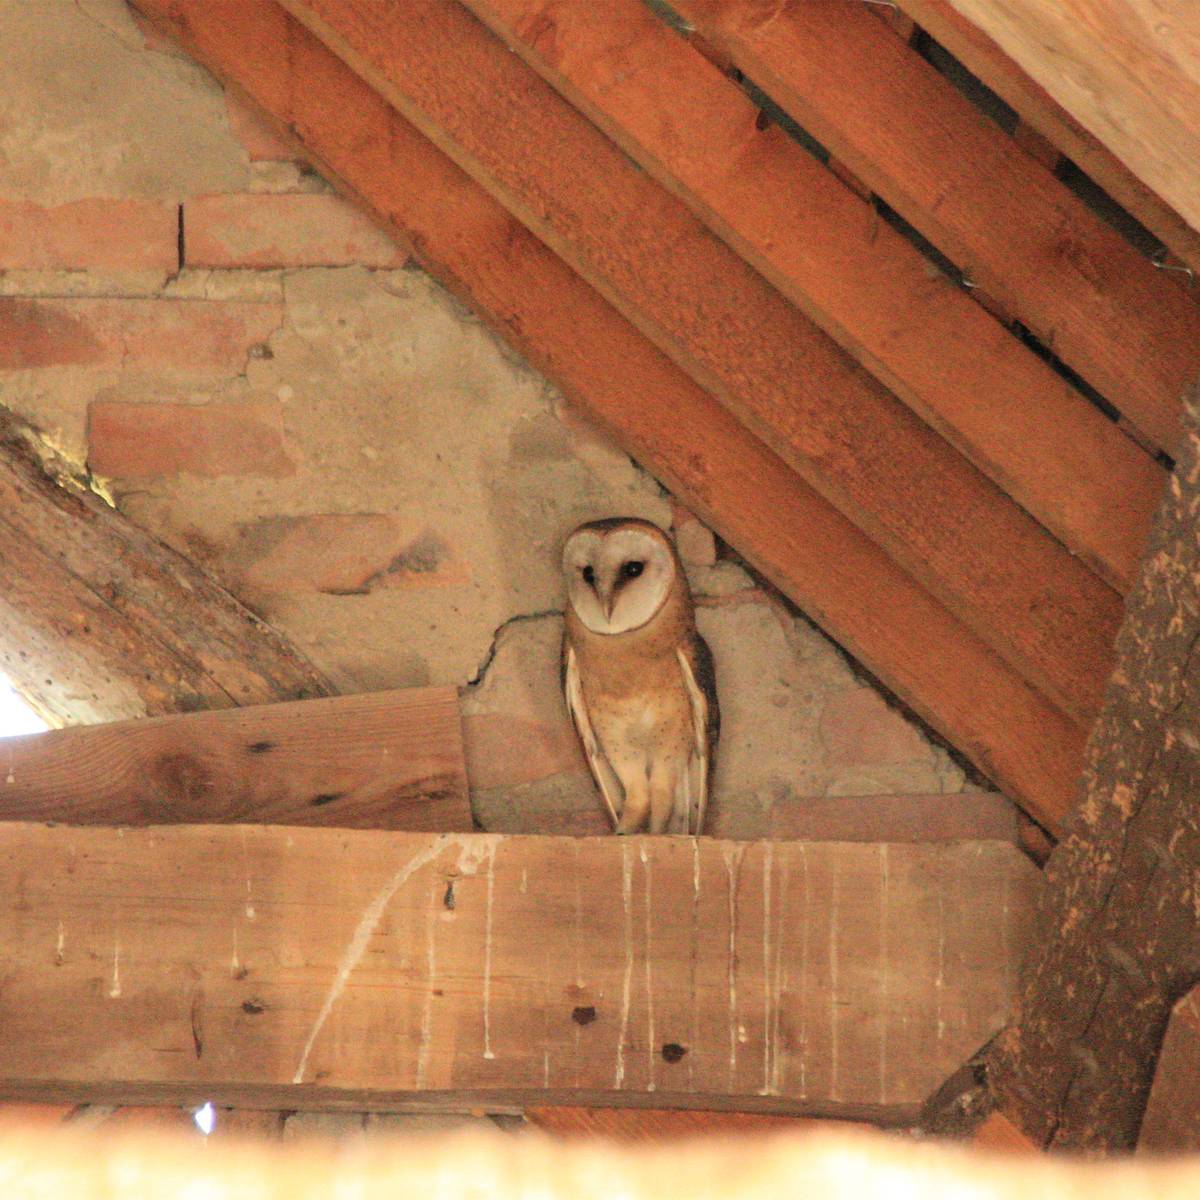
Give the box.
[131,0,1088,832]
[671,0,1200,457]
[0,412,331,726]
[0,823,1036,1116]
[280,0,1122,728]
[459,0,1164,593]
[0,688,471,830]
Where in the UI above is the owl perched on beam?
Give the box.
[561,518,719,835]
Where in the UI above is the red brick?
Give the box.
[0,199,179,271]
[819,685,931,766]
[227,516,466,593]
[185,194,407,268]
[225,93,298,161]
[87,400,295,479]
[0,298,282,371]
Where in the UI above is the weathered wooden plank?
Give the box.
[0,825,1035,1115]
[281,0,1125,728]
[987,398,1200,1150]
[0,688,469,830]
[0,413,332,725]
[524,1106,863,1138]
[1139,987,1200,1153]
[461,0,1163,592]
[673,0,1200,456]
[935,0,1200,248]
[130,0,1089,833]
[893,0,1200,273]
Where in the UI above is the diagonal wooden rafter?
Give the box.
[0,411,332,726]
[280,0,1124,729]
[131,0,1089,833]
[673,0,1200,458]
[893,0,1200,274]
[459,0,1164,593]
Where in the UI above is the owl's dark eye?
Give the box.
[622,560,645,579]
[582,565,595,585]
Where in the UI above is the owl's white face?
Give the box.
[563,522,676,635]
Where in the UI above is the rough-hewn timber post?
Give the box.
[987,388,1200,1150]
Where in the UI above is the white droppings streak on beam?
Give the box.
[770,854,789,1095]
[799,844,809,1097]
[829,855,840,1103]
[55,920,65,967]
[689,837,700,1091]
[416,879,438,1089]
[230,925,239,978]
[240,829,257,921]
[640,846,656,1091]
[108,937,121,999]
[292,834,481,1085]
[760,842,773,1095]
[615,840,634,1088]
[936,864,947,1046]
[722,843,742,1090]
[879,843,890,1106]
[481,838,498,1061]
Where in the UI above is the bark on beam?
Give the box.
[0,411,332,725]
[987,390,1200,1150]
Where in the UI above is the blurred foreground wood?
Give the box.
[2,1126,1200,1199]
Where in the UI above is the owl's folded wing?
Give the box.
[677,637,719,835]
[563,642,622,828]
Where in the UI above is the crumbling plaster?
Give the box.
[0,0,978,827]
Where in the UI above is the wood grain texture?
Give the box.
[461,0,1163,592]
[281,0,1125,728]
[0,825,1036,1115]
[894,0,1200,273]
[1139,988,1200,1153]
[673,0,1200,456]
[0,413,332,725]
[988,401,1200,1150]
[935,0,1200,251]
[130,0,1089,833]
[0,688,469,830]
[524,1106,865,1139]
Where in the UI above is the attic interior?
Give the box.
[0,0,1198,1192]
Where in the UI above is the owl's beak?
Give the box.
[598,583,616,621]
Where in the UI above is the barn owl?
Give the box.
[561,517,719,835]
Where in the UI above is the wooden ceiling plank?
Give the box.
[930,0,1200,256]
[987,404,1200,1150]
[671,0,1200,457]
[0,824,1036,1114]
[0,413,332,726]
[459,0,1163,594]
[0,688,470,830]
[1139,988,1200,1153]
[130,0,1087,832]
[893,0,1200,275]
[279,0,1122,728]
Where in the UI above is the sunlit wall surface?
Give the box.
[0,675,48,737]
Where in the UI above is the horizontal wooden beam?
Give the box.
[460,0,1163,592]
[0,688,469,830]
[893,0,1200,273]
[933,0,1200,250]
[0,824,1035,1115]
[673,0,1200,457]
[131,0,1089,834]
[0,412,332,725]
[283,0,1124,728]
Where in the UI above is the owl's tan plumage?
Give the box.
[561,518,719,835]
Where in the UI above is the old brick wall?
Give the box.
[0,0,986,830]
